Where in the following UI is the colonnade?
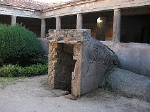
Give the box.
[10,8,121,42]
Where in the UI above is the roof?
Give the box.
[43,0,97,12]
[0,0,96,11]
[0,0,54,11]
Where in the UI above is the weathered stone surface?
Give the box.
[54,44,75,92]
[47,29,91,43]
[106,68,150,102]
[80,37,120,95]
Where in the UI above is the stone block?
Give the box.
[106,68,150,101]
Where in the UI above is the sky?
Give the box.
[33,0,71,3]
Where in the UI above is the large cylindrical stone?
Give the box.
[106,68,150,101]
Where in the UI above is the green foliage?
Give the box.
[0,62,48,77]
[21,63,48,77]
[0,24,45,65]
[0,64,21,77]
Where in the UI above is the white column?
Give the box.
[56,16,61,30]
[11,15,16,26]
[113,8,121,43]
[76,13,83,29]
[41,18,46,38]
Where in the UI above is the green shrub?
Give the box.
[21,63,48,77]
[0,64,21,77]
[0,24,45,65]
[0,62,48,77]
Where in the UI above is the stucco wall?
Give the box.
[102,41,150,77]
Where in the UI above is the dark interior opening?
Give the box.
[17,17,41,37]
[54,43,76,92]
[61,15,76,29]
[0,15,11,25]
[121,6,150,44]
[46,17,56,33]
[121,14,150,44]
[83,11,113,40]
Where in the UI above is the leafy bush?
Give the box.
[0,24,45,65]
[0,62,48,77]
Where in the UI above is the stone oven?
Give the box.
[47,29,120,98]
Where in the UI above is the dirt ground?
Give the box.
[0,75,149,112]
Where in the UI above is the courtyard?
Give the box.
[0,75,149,112]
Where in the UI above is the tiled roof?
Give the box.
[43,0,97,11]
[0,0,96,11]
[0,0,54,10]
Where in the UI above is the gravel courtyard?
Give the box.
[0,75,149,112]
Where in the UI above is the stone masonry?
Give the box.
[47,29,120,98]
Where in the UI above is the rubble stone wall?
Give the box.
[54,44,75,92]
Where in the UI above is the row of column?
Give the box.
[10,14,82,38]
[38,13,83,39]
[55,14,82,30]
[10,9,121,42]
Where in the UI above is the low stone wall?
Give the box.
[102,41,150,78]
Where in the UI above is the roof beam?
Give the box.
[42,0,150,18]
[0,5,41,18]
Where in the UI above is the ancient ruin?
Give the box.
[1,0,150,77]
[47,29,120,97]
[0,0,150,101]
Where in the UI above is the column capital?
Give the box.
[114,8,121,11]
[41,18,45,20]
[56,16,61,19]
[11,15,17,17]
[77,13,82,15]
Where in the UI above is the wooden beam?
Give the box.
[43,0,150,18]
[0,5,41,18]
